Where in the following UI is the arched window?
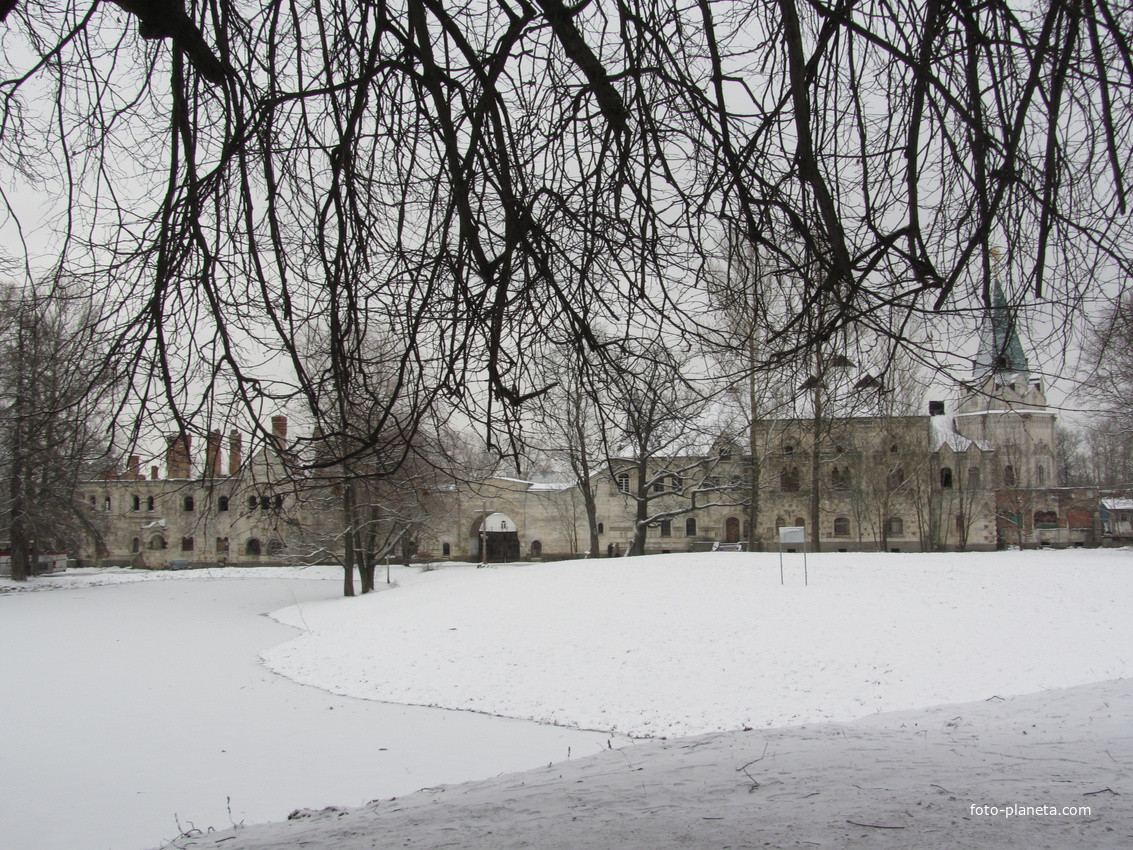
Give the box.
[833,517,850,536]
[148,535,166,550]
[267,539,285,557]
[442,542,451,557]
[531,540,543,557]
[248,495,258,510]
[888,467,907,490]
[597,522,604,535]
[131,538,141,553]
[940,467,953,488]
[659,520,672,537]
[1004,465,1016,487]
[1036,465,1046,485]
[103,496,111,512]
[89,495,96,509]
[245,538,262,556]
[969,468,981,490]
[794,517,805,528]
[181,537,195,552]
[218,496,229,512]
[147,495,155,511]
[260,495,271,510]
[780,466,800,492]
[132,495,141,511]
[886,516,904,536]
[183,495,194,512]
[616,473,630,493]
[274,494,284,509]
[685,517,697,536]
[775,516,786,530]
[725,517,740,543]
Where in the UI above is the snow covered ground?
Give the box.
[3,550,1132,849]
[0,567,614,850]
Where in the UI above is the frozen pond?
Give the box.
[0,576,616,850]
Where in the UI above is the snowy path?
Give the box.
[162,677,1133,850]
[0,574,613,850]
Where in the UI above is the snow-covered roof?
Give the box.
[1101,499,1133,511]
[929,412,992,453]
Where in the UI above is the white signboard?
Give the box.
[778,526,806,544]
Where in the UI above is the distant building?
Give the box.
[81,296,1102,566]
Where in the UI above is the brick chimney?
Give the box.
[166,433,191,479]
[272,415,288,444]
[228,430,242,476]
[205,430,223,477]
[150,465,159,481]
[128,455,141,480]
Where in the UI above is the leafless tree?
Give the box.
[1,0,1130,486]
[0,283,117,578]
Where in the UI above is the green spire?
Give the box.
[973,281,1030,384]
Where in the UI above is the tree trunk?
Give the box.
[341,481,356,596]
[632,459,649,556]
[809,360,823,553]
[746,344,762,552]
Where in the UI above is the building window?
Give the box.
[780,466,800,492]
[260,495,271,510]
[246,538,262,556]
[442,542,451,556]
[149,535,166,550]
[659,520,672,537]
[274,494,284,509]
[940,467,953,488]
[886,516,904,537]
[147,495,155,511]
[131,537,141,553]
[132,495,141,511]
[218,496,229,512]
[217,537,230,553]
[616,473,630,494]
[890,444,899,454]
[183,495,194,512]
[969,467,981,490]
[783,444,794,454]
[888,467,906,490]
[1036,465,1046,485]
[531,540,543,557]
[268,539,285,557]
[1004,465,1016,487]
[794,517,805,528]
[653,475,666,493]
[104,496,111,512]
[181,536,194,552]
[685,517,697,536]
[89,495,96,509]
[248,495,258,510]
[833,516,850,536]
[597,522,604,535]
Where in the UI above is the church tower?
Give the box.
[954,281,1057,489]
